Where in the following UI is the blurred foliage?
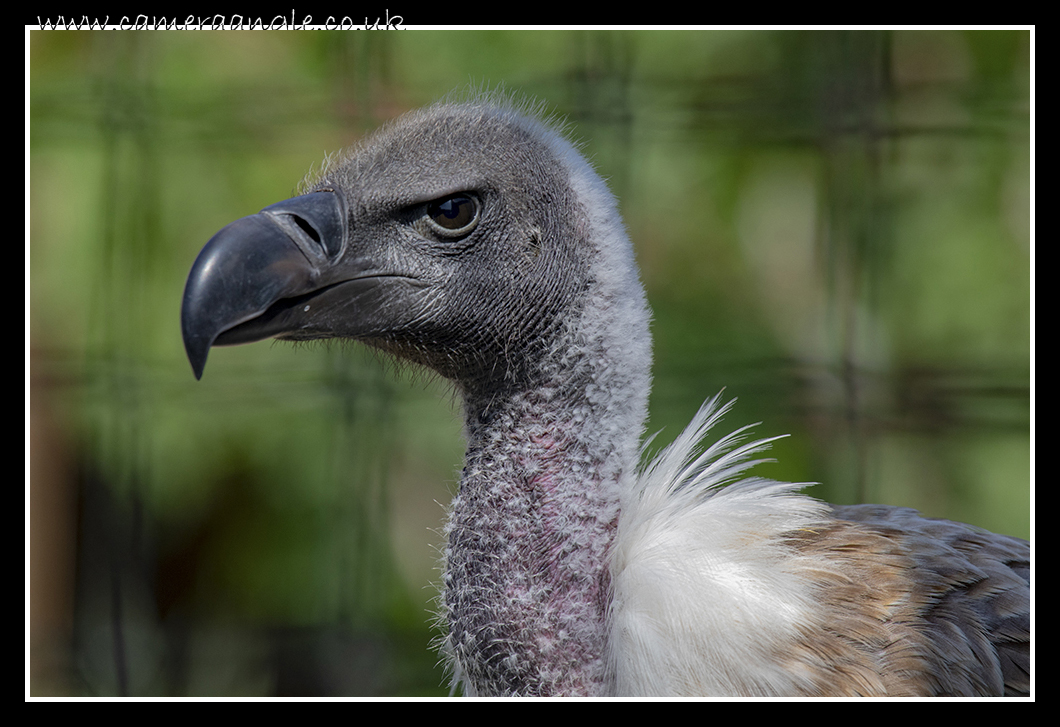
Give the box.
[29,29,1030,696]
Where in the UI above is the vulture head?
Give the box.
[181,99,641,402]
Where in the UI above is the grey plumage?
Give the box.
[181,95,1030,697]
[819,505,1030,696]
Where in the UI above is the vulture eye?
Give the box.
[425,193,480,238]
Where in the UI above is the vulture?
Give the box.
[181,95,1030,697]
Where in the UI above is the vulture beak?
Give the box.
[181,190,350,379]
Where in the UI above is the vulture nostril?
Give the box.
[292,214,321,244]
[289,212,343,258]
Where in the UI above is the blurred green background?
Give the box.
[29,29,1031,696]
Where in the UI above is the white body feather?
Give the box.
[610,398,834,696]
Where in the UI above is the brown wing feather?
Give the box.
[787,505,1030,696]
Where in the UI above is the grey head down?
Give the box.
[181,97,1030,696]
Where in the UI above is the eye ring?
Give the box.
[424,193,480,239]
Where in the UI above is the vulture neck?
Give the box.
[443,236,652,697]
